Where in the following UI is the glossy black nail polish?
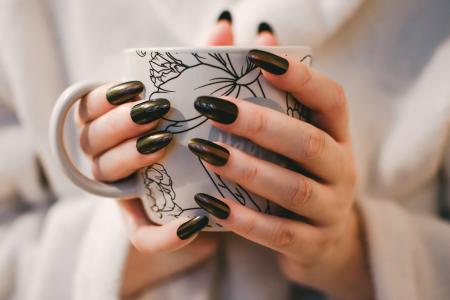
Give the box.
[177,216,209,240]
[194,96,238,124]
[217,10,232,23]
[257,22,273,34]
[106,81,144,105]
[136,131,172,154]
[188,138,229,166]
[247,49,289,75]
[131,98,170,125]
[195,193,230,219]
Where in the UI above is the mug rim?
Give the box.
[124,45,311,54]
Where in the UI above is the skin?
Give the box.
[76,19,373,300]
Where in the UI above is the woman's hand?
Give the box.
[190,34,374,300]
[75,79,219,294]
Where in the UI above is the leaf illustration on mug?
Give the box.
[136,50,147,57]
[197,157,270,213]
[192,53,266,98]
[285,92,310,121]
[143,163,182,218]
[148,52,189,93]
[301,54,313,65]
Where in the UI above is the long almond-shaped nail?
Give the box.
[247,49,288,75]
[257,22,273,34]
[136,131,172,154]
[188,138,229,166]
[195,193,230,219]
[217,10,232,23]
[194,96,238,124]
[106,81,144,105]
[177,216,209,240]
[131,98,170,125]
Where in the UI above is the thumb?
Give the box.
[255,22,279,46]
[206,10,234,46]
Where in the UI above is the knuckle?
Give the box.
[135,148,165,167]
[242,163,259,184]
[91,159,105,181]
[102,112,122,137]
[77,99,90,125]
[347,164,358,187]
[329,81,347,113]
[247,110,268,135]
[269,221,295,249]
[287,176,312,209]
[242,213,258,236]
[279,257,302,282]
[79,126,93,156]
[302,128,325,159]
[297,63,313,88]
[312,231,336,257]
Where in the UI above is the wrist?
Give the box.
[329,207,374,300]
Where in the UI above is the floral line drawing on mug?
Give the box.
[197,157,270,213]
[138,50,310,222]
[141,51,267,98]
[143,163,181,218]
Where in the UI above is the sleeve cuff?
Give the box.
[357,197,419,300]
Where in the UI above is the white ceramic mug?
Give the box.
[50,46,312,231]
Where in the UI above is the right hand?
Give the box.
[75,79,220,295]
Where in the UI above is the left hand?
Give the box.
[190,27,374,300]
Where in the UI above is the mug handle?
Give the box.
[49,81,140,198]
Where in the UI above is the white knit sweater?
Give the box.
[1,0,450,299]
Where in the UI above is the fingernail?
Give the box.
[136,131,173,154]
[195,193,230,219]
[106,81,144,105]
[177,216,209,240]
[131,98,170,125]
[248,49,289,75]
[194,96,238,124]
[257,22,273,34]
[188,138,229,166]
[217,10,232,23]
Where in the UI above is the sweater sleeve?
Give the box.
[358,197,450,300]
[0,69,49,207]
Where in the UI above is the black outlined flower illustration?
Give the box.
[143,163,182,218]
[148,52,188,92]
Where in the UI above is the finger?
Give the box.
[193,96,343,182]
[118,198,151,229]
[76,81,144,125]
[190,141,338,224]
[131,217,209,253]
[194,194,322,259]
[80,98,170,157]
[119,199,209,253]
[247,51,350,142]
[206,10,233,46]
[92,131,172,181]
[255,22,278,46]
[118,198,209,254]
